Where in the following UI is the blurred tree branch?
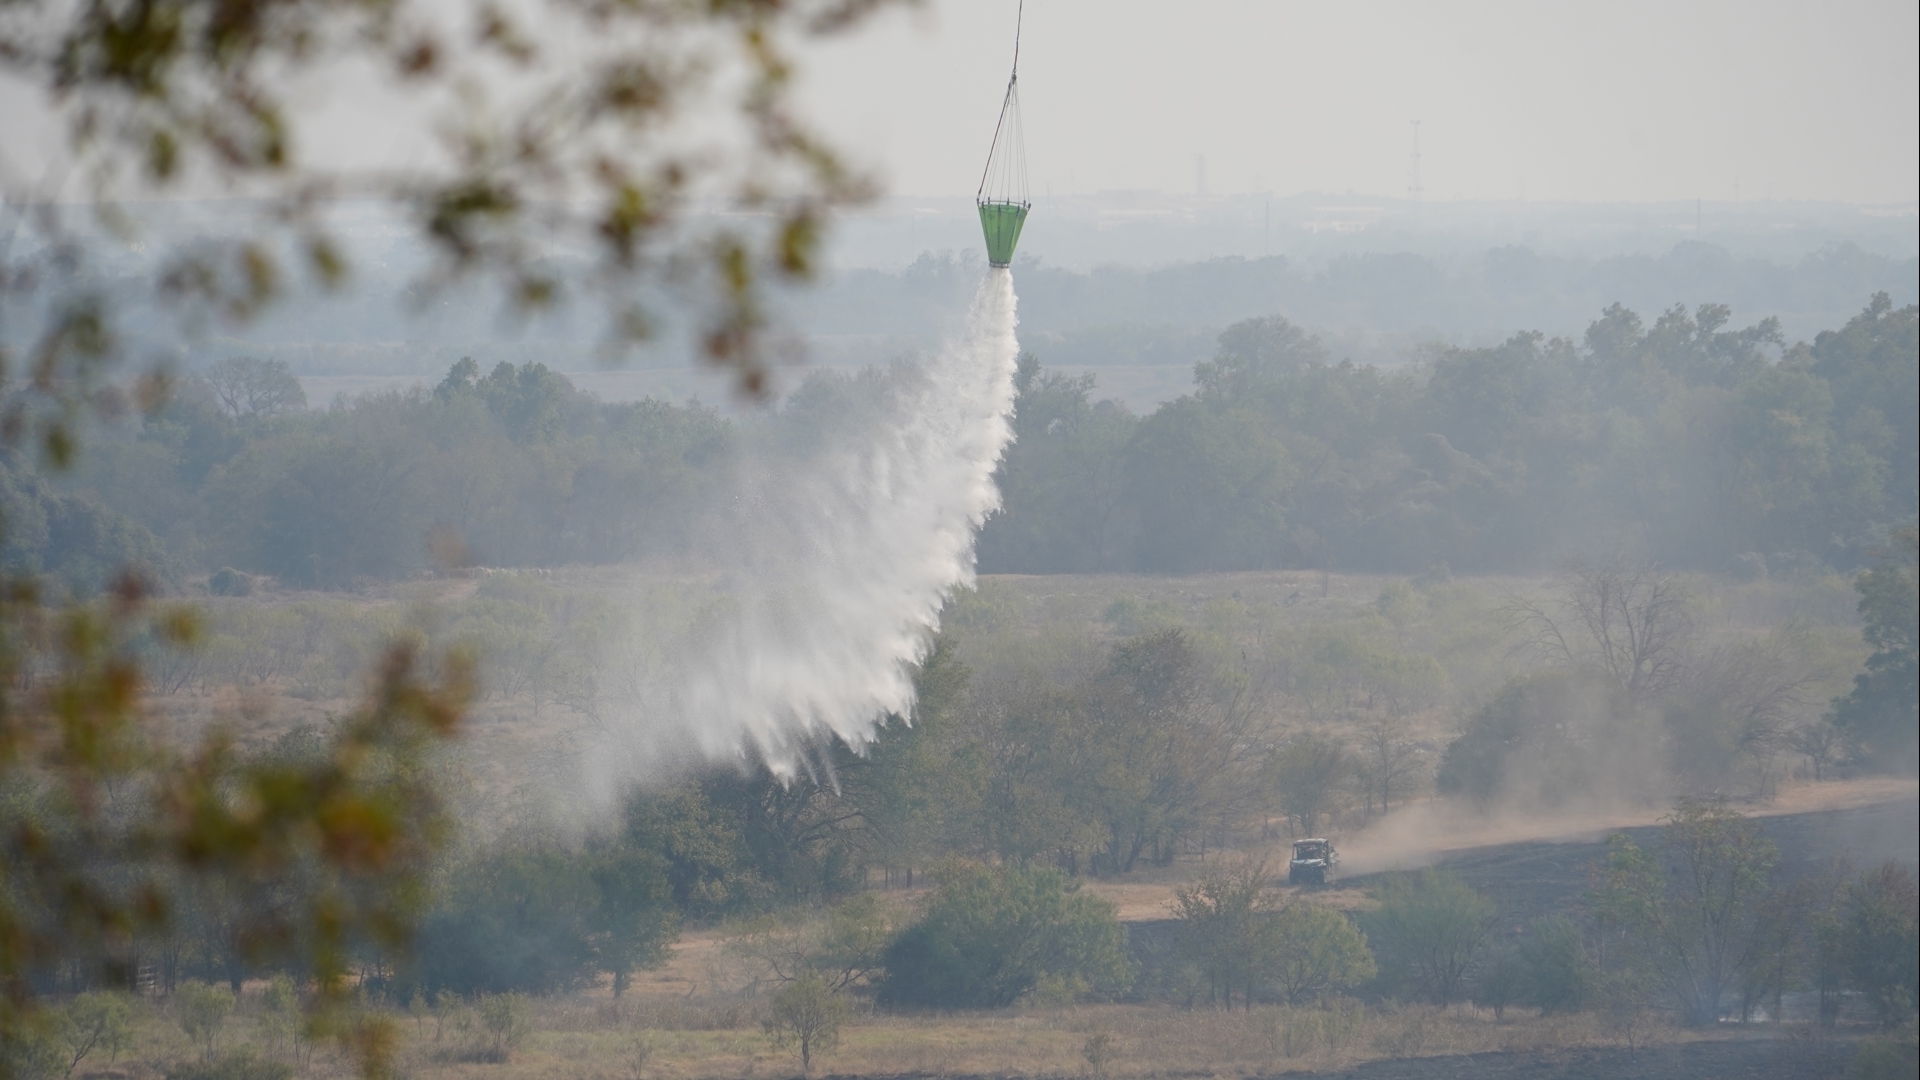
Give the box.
[2,0,907,457]
[1,569,473,1075]
[0,7,904,1070]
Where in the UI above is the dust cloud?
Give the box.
[1339,776,1920,878]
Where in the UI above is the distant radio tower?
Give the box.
[1408,120,1424,203]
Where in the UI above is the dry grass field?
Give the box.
[76,985,1802,1080]
[84,567,1902,1080]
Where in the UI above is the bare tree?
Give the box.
[1355,713,1426,818]
[203,357,309,417]
[763,970,849,1075]
[1789,721,1845,781]
[1680,624,1825,793]
[1506,557,1692,701]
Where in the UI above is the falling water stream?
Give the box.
[586,270,1021,791]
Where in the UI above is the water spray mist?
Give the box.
[587,270,1021,792]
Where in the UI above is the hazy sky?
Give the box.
[797,0,1920,204]
[2,0,1912,210]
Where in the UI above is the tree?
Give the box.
[409,846,601,996]
[1364,869,1494,1005]
[620,782,767,921]
[0,465,173,596]
[877,864,1133,1009]
[1194,316,1330,399]
[1172,862,1277,1010]
[1424,331,1565,461]
[977,356,1140,574]
[1663,622,1824,793]
[1519,918,1593,1014]
[1374,581,1421,649]
[724,893,897,996]
[1475,949,1522,1021]
[257,975,304,1064]
[175,983,234,1063]
[1808,295,1919,537]
[764,970,849,1075]
[1172,861,1375,1010]
[1267,732,1353,836]
[202,358,308,419]
[1264,902,1376,1006]
[1122,399,1293,572]
[477,993,532,1061]
[56,993,133,1077]
[1355,713,1425,817]
[1074,630,1260,874]
[1830,528,1918,763]
[1806,857,1855,1027]
[1733,877,1813,1024]
[1841,861,1919,1027]
[858,633,979,884]
[1589,800,1778,1026]
[436,360,582,443]
[588,847,680,999]
[1505,557,1692,703]
[1789,720,1845,782]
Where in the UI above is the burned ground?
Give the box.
[1340,799,1918,934]
[1124,799,1918,1006]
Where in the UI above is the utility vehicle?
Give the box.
[1288,838,1339,886]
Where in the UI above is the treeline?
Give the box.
[6,356,732,591]
[810,242,1917,351]
[980,293,1917,575]
[3,294,1912,595]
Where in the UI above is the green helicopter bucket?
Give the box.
[978,199,1029,268]
[976,4,1029,269]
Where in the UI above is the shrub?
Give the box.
[256,976,303,1061]
[1475,949,1522,1020]
[1521,917,1594,1014]
[209,568,252,596]
[1843,862,1919,1027]
[1172,861,1276,1009]
[60,991,135,1075]
[478,993,533,1061]
[764,971,849,1075]
[1853,1027,1919,1080]
[175,982,235,1062]
[1265,901,1378,1005]
[0,1023,65,1080]
[1436,670,1636,806]
[877,863,1134,1009]
[409,848,597,995]
[1363,869,1494,1005]
[163,1054,292,1080]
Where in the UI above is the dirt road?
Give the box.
[1342,797,1918,929]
